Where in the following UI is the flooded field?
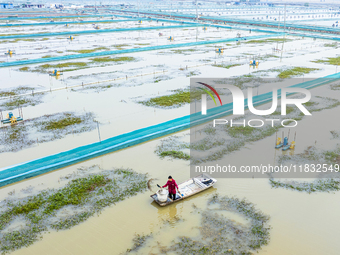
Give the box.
[1,3,340,255]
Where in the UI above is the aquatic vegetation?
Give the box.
[53,62,88,68]
[0,112,96,153]
[160,150,190,160]
[24,62,89,73]
[270,179,340,193]
[18,66,29,71]
[245,38,292,44]
[155,135,190,160]
[0,86,35,98]
[42,114,82,130]
[126,195,270,254]
[227,126,255,138]
[186,70,200,77]
[0,96,43,110]
[90,56,135,63]
[171,195,270,253]
[212,63,241,69]
[68,46,110,54]
[126,234,153,253]
[141,89,203,107]
[19,55,134,73]
[271,146,340,193]
[324,42,338,48]
[277,67,319,79]
[271,106,295,115]
[313,56,340,65]
[12,38,35,43]
[0,167,148,254]
[227,74,261,89]
[72,84,115,93]
[112,43,130,49]
[135,43,150,46]
[0,91,16,97]
[169,96,339,163]
[171,48,207,55]
[0,87,44,110]
[153,74,171,83]
[330,130,340,139]
[41,55,54,58]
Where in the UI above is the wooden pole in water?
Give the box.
[96,121,101,143]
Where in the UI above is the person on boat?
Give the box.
[162,176,179,201]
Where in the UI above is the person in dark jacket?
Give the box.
[162,176,179,201]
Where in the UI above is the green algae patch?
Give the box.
[0,167,148,254]
[277,67,319,79]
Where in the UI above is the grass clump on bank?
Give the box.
[278,67,319,79]
[0,167,148,254]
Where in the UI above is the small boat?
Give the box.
[150,174,217,207]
